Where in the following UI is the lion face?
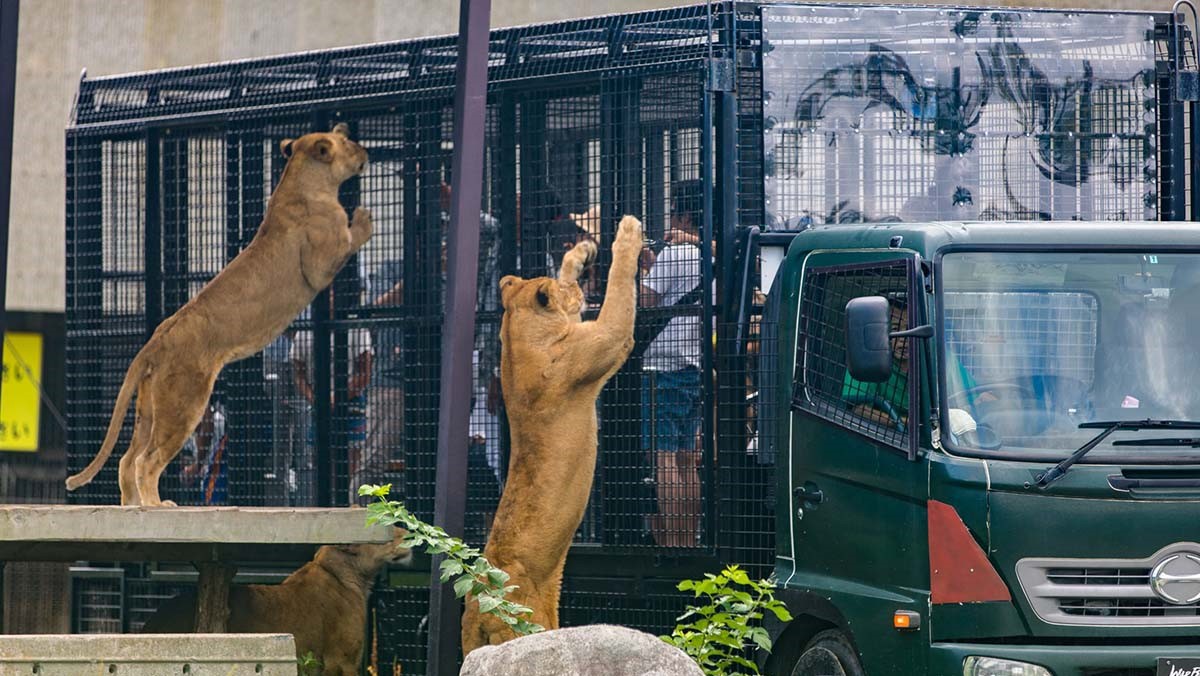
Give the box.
[323,526,413,576]
[499,275,585,326]
[279,122,368,185]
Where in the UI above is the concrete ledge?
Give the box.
[0,634,297,675]
[0,505,391,562]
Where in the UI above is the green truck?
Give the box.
[761,222,1200,676]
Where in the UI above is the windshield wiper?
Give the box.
[1035,420,1200,489]
[1112,437,1200,448]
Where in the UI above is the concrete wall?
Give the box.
[5,0,1176,312]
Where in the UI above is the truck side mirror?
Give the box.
[845,296,893,383]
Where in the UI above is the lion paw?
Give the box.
[142,499,177,507]
[352,206,373,231]
[617,215,643,242]
[613,215,643,262]
[576,239,598,267]
[350,207,373,248]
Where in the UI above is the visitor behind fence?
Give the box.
[290,292,373,505]
[180,400,228,506]
[365,258,407,501]
[640,179,705,548]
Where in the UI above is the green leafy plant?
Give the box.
[359,484,543,637]
[662,565,792,676]
[297,650,321,676]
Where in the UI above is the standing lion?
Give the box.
[66,123,372,506]
[461,215,643,653]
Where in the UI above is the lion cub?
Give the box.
[66,123,372,506]
[142,529,411,676]
[461,215,643,653]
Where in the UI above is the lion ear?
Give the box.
[535,280,555,309]
[312,138,334,163]
[500,275,521,309]
[279,138,295,159]
[332,122,350,137]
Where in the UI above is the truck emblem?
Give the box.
[1149,553,1200,606]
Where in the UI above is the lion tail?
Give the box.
[65,351,150,491]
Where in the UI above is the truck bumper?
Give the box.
[931,642,1200,675]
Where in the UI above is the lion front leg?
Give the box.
[349,206,373,252]
[600,215,641,316]
[561,216,642,386]
[594,215,641,341]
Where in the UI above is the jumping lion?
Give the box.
[66,123,372,506]
[460,215,643,653]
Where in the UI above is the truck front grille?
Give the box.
[1016,544,1200,627]
[1046,567,1150,587]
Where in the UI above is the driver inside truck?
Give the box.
[841,294,992,443]
[842,295,913,431]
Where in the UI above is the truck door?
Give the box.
[783,252,928,673]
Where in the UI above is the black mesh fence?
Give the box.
[760,6,1164,227]
[59,0,1195,657]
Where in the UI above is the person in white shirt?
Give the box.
[640,179,705,548]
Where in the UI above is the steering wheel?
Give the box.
[959,422,1003,450]
[948,382,1037,408]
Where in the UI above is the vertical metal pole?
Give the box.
[311,110,333,507]
[1170,93,1189,221]
[516,98,546,275]
[428,0,490,673]
[497,93,517,486]
[1192,102,1200,222]
[712,87,738,554]
[332,118,363,507]
[143,130,162,342]
[235,128,269,506]
[0,0,20,428]
[699,85,717,552]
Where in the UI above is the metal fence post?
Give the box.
[428,0,491,673]
[0,0,20,456]
[310,111,334,507]
[143,130,162,344]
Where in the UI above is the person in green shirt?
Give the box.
[841,296,986,435]
[842,297,913,430]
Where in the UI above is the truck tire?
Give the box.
[788,629,865,676]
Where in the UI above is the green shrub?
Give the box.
[297,650,320,675]
[662,565,792,676]
[359,484,543,637]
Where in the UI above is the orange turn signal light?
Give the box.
[893,610,921,631]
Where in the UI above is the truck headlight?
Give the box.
[963,656,1053,676]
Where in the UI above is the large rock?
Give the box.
[459,624,704,676]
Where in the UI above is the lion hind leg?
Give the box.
[136,373,215,507]
[481,609,517,647]
[117,397,153,506]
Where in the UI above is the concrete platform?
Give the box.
[0,505,392,562]
[0,634,297,675]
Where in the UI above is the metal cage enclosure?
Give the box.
[63,3,1198,672]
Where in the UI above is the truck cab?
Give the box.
[764,221,1200,676]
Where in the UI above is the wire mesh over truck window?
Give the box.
[944,291,1100,389]
[793,260,914,451]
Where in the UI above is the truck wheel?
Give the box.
[788,630,864,676]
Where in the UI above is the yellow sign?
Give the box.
[1,332,42,452]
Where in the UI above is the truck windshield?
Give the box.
[940,251,1200,459]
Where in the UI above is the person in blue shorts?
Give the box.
[641,179,705,548]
